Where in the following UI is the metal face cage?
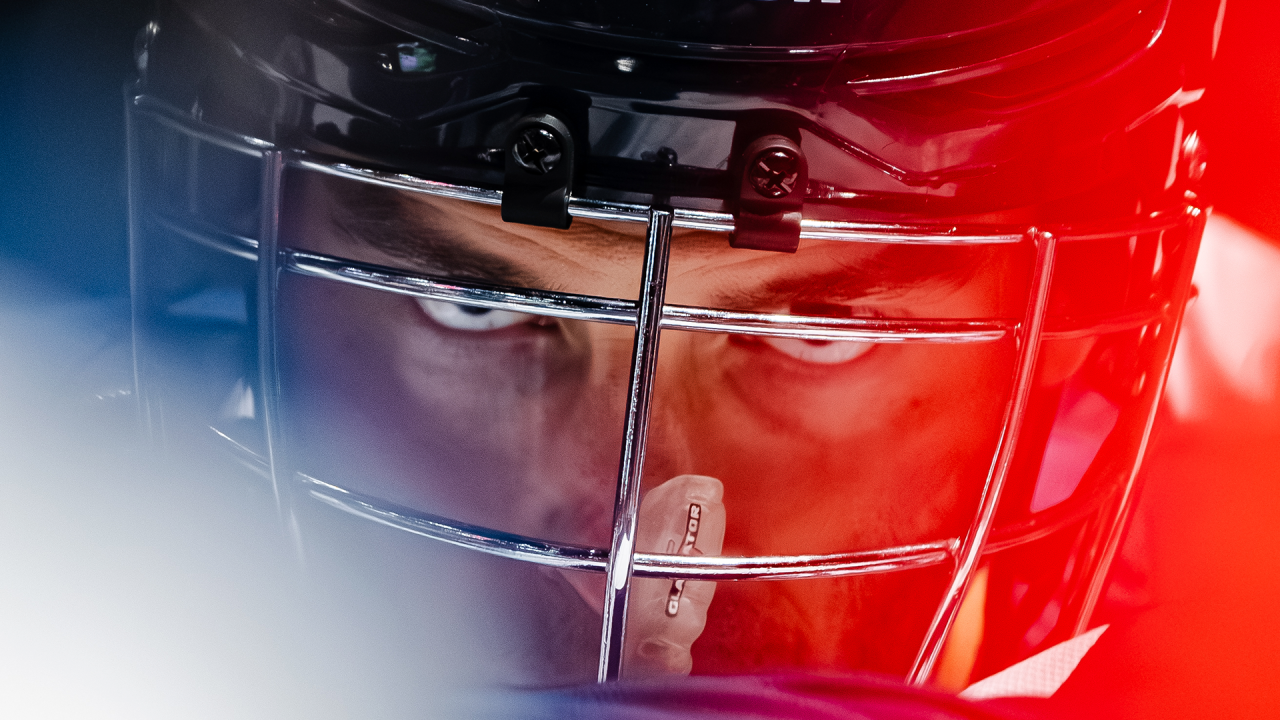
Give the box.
[127,90,1204,686]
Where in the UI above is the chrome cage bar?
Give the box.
[599,207,674,681]
[298,472,958,579]
[128,94,1200,685]
[292,468,1123,580]
[907,230,1056,683]
[1070,208,1207,635]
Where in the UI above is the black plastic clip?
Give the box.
[731,134,807,253]
[501,113,575,229]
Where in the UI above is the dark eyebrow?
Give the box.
[326,189,539,287]
[717,245,994,310]
[319,173,644,291]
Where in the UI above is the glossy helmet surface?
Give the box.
[128,0,1218,689]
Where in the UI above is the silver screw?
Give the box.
[748,148,800,198]
[512,127,563,175]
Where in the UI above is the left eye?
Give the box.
[760,336,874,365]
[416,299,536,331]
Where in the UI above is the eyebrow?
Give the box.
[325,181,541,287]
[717,245,992,310]
[321,173,656,294]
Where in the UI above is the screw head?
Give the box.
[512,127,563,175]
[748,148,801,198]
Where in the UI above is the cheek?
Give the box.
[284,285,630,541]
[650,336,1012,552]
[395,310,575,420]
[696,336,1012,445]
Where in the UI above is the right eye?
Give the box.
[759,336,874,365]
[753,302,876,365]
[416,298,536,331]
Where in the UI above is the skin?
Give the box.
[278,171,1020,682]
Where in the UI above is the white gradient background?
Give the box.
[0,264,470,719]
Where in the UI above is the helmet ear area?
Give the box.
[501,113,576,229]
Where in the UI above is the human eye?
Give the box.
[415,298,537,331]
[752,300,877,365]
[758,336,874,365]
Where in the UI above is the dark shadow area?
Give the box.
[0,0,150,296]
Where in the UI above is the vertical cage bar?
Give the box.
[1072,209,1206,633]
[256,150,289,520]
[124,89,152,437]
[908,230,1058,685]
[598,207,674,682]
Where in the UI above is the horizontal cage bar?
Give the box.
[298,473,955,580]
[153,212,259,260]
[293,159,1026,245]
[283,248,1012,343]
[293,472,1108,581]
[151,212,1179,343]
[133,94,274,158]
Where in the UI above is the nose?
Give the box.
[524,320,704,546]
[514,320,639,545]
[632,329,707,490]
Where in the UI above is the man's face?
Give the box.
[279,172,1021,678]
